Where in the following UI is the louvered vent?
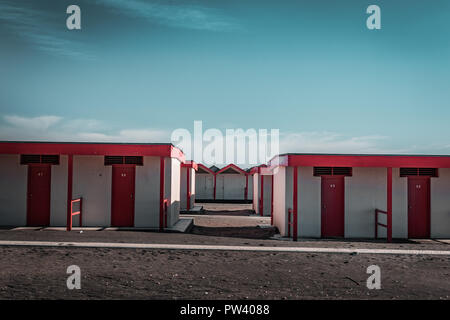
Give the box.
[313,167,332,176]
[125,156,143,165]
[105,156,143,166]
[314,167,352,176]
[20,154,41,164]
[332,167,352,176]
[400,168,437,177]
[21,154,59,165]
[41,155,59,164]
[419,168,437,177]
[105,156,124,165]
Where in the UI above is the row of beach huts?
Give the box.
[0,141,449,240]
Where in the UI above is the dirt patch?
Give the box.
[200,203,253,213]
[0,246,448,299]
[202,209,256,216]
[191,225,278,239]
[186,214,270,229]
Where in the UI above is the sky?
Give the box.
[1,0,450,163]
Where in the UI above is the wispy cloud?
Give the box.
[4,115,62,131]
[2,114,448,156]
[0,2,92,59]
[0,114,169,142]
[95,0,241,31]
[279,131,410,154]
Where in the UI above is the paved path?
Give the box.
[0,240,449,255]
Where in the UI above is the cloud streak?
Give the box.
[0,2,92,59]
[0,115,169,143]
[95,0,241,31]
[2,115,448,157]
[279,131,409,154]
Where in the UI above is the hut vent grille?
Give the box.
[313,167,352,176]
[400,168,437,177]
[21,154,59,165]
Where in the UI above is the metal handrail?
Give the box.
[67,197,82,231]
[375,208,387,239]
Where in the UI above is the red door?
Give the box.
[321,176,345,237]
[111,165,135,227]
[408,177,430,238]
[27,165,51,226]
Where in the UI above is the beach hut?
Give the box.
[215,164,250,202]
[0,141,185,230]
[180,161,197,211]
[251,165,273,218]
[195,164,216,201]
[269,153,450,240]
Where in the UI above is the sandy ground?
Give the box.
[200,203,254,212]
[0,203,449,299]
[0,246,449,299]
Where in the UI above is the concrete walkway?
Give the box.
[0,240,450,255]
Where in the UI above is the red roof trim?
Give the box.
[268,154,450,169]
[181,160,198,171]
[197,163,215,174]
[216,163,247,175]
[0,142,185,162]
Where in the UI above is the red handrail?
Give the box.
[287,208,298,241]
[375,208,388,239]
[67,197,82,231]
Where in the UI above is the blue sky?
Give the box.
[1,0,450,157]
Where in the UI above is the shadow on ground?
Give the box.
[191,225,278,239]
[202,209,256,216]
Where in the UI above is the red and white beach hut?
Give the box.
[269,153,450,240]
[180,160,197,211]
[215,164,250,202]
[195,164,216,201]
[0,141,185,230]
[251,165,273,218]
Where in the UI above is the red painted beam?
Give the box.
[268,153,450,169]
[271,175,274,226]
[181,160,198,171]
[197,164,216,175]
[259,174,264,216]
[0,142,185,163]
[216,163,247,175]
[159,157,165,231]
[387,167,392,242]
[293,167,298,241]
[186,167,191,210]
[66,155,73,231]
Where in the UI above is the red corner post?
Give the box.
[271,175,274,225]
[293,167,298,241]
[66,154,73,231]
[159,157,165,231]
[259,174,264,216]
[186,167,191,210]
[387,167,392,242]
